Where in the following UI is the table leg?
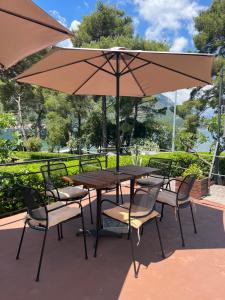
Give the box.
[130,177,135,202]
[116,183,120,204]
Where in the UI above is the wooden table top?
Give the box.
[63,165,158,190]
[106,165,159,177]
[63,170,132,189]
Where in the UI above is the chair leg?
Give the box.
[88,189,94,224]
[36,229,48,282]
[16,221,27,260]
[129,229,138,278]
[119,184,124,204]
[60,223,63,239]
[57,224,61,241]
[177,207,185,247]
[190,202,197,234]
[94,227,99,258]
[160,204,164,221]
[155,218,165,258]
[80,208,88,260]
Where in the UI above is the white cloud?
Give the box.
[70,19,81,32]
[133,0,205,43]
[56,39,73,48]
[49,10,68,27]
[170,37,188,52]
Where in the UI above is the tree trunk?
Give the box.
[15,94,27,141]
[77,112,81,154]
[102,95,107,149]
[130,98,139,145]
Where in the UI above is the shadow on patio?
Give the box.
[0,186,225,300]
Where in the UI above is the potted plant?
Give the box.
[176,164,209,199]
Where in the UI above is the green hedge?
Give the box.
[0,151,222,217]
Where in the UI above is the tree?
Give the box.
[72,1,133,47]
[194,0,225,53]
[45,112,69,152]
[0,113,19,162]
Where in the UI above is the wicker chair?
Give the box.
[80,157,123,204]
[94,181,165,278]
[137,158,172,189]
[157,174,197,247]
[16,185,88,282]
[40,162,93,224]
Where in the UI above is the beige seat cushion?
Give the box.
[157,190,190,207]
[103,203,159,229]
[46,186,88,200]
[137,177,164,186]
[27,201,81,228]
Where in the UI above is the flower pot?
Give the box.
[175,176,209,199]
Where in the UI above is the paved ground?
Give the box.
[0,186,225,300]
[203,184,225,206]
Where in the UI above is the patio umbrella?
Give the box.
[16,47,214,171]
[0,0,72,69]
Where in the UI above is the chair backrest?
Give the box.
[40,162,68,190]
[148,158,172,178]
[80,157,102,173]
[18,184,47,222]
[130,182,162,219]
[177,174,196,201]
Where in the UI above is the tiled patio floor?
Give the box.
[0,185,225,300]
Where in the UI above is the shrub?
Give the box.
[182,163,204,179]
[24,137,42,152]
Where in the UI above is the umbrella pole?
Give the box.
[115,52,120,173]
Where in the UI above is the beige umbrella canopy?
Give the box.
[0,0,72,69]
[16,47,214,170]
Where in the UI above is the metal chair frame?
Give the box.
[158,174,197,247]
[94,184,165,278]
[80,157,124,204]
[148,157,173,188]
[40,162,93,224]
[16,185,88,282]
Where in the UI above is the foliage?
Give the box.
[72,1,133,46]
[0,151,216,216]
[45,112,69,152]
[182,163,204,179]
[0,113,20,162]
[194,0,225,53]
[24,137,42,152]
[131,138,160,153]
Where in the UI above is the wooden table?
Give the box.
[63,165,158,254]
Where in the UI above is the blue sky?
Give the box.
[34,0,212,52]
[33,0,212,103]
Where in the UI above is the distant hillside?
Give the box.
[154,94,184,128]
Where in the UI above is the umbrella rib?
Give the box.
[121,61,151,76]
[0,8,71,36]
[72,54,115,95]
[102,52,116,73]
[120,53,140,74]
[84,60,115,76]
[16,53,107,80]
[121,51,211,85]
[120,55,145,97]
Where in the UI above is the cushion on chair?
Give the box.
[46,186,88,200]
[137,176,164,186]
[103,203,159,229]
[27,201,81,228]
[157,190,190,207]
